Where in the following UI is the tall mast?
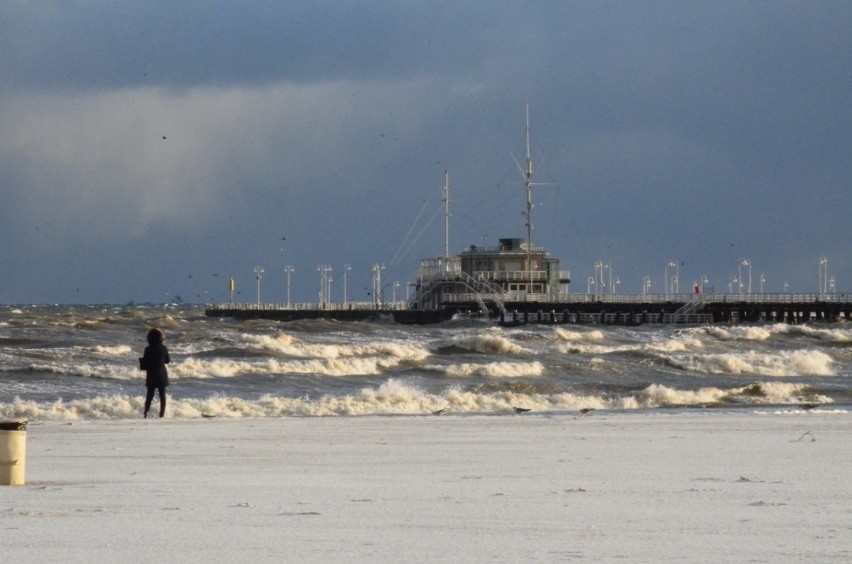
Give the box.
[524,104,534,250]
[523,104,534,292]
[443,170,450,259]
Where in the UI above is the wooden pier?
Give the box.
[205,293,852,325]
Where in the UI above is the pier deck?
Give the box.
[205,293,852,325]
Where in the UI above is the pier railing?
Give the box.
[210,300,411,312]
[442,292,852,306]
[211,292,852,312]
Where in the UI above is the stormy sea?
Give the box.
[1,304,850,420]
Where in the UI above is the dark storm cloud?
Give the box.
[0,0,510,93]
[1,1,851,303]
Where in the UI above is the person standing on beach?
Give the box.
[139,327,170,418]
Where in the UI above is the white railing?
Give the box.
[211,300,411,312]
[210,292,852,311]
[473,270,549,282]
[443,292,852,305]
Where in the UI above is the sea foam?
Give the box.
[436,361,545,378]
[0,378,835,420]
[666,349,835,376]
[435,328,532,355]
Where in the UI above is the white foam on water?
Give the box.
[700,325,778,341]
[554,328,606,342]
[431,361,545,378]
[92,344,133,356]
[795,324,852,343]
[665,349,835,376]
[0,379,835,420]
[435,328,532,355]
[240,331,430,361]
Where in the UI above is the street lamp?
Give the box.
[612,276,620,295]
[739,259,751,295]
[253,266,264,307]
[665,261,678,297]
[343,264,351,305]
[587,276,595,294]
[759,274,766,293]
[317,265,332,305]
[642,276,651,295]
[371,263,385,308]
[393,281,400,304]
[819,256,828,294]
[594,261,604,297]
[700,275,709,293]
[283,266,294,307]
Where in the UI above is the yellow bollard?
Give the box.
[0,421,27,486]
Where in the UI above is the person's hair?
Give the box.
[146,328,165,346]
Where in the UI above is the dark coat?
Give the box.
[141,343,170,388]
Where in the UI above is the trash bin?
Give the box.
[0,421,27,486]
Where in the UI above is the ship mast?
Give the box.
[443,170,450,259]
[521,105,535,293]
[524,105,534,251]
[513,105,556,294]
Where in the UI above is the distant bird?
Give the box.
[513,407,531,414]
[799,403,819,411]
[579,408,595,415]
[432,408,447,416]
[281,237,286,240]
[162,135,167,140]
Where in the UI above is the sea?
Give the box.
[1,304,850,420]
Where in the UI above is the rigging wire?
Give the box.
[391,202,444,267]
[390,199,429,266]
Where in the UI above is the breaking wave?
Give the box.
[665,349,835,376]
[429,361,545,378]
[240,332,430,360]
[435,328,532,355]
[0,379,835,420]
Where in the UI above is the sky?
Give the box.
[1,1,850,305]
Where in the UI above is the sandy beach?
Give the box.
[2,411,850,563]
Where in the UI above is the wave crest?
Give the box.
[436,329,531,355]
[666,349,834,376]
[0,379,836,420]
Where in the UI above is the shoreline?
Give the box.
[4,411,850,562]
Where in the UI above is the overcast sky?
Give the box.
[2,1,850,304]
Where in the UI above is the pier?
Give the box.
[205,292,852,325]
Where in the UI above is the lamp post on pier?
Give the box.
[343,264,351,305]
[665,261,678,297]
[371,263,385,308]
[819,256,828,294]
[253,266,264,307]
[739,259,751,295]
[317,265,332,305]
[283,266,294,307]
